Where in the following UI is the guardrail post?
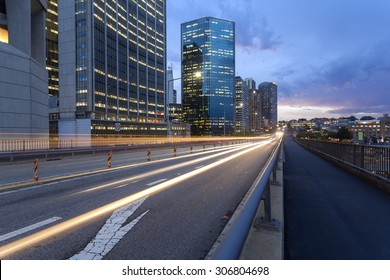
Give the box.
[254,153,282,232]
[107,151,112,168]
[34,159,39,182]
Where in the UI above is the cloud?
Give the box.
[216,0,283,52]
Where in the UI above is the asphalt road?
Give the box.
[0,138,278,259]
[0,143,232,186]
[284,135,390,259]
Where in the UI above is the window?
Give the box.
[0,26,8,43]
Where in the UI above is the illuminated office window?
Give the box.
[0,26,8,43]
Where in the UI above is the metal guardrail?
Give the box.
[206,137,283,260]
[296,138,390,179]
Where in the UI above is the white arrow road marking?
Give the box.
[0,217,62,242]
[70,197,149,260]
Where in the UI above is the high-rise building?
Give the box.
[57,0,166,144]
[166,66,176,104]
[46,0,59,100]
[259,82,278,131]
[46,0,60,137]
[244,78,256,91]
[234,76,249,134]
[181,17,235,136]
[249,89,261,133]
[0,0,49,140]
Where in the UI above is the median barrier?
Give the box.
[206,138,283,260]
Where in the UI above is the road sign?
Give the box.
[115,123,121,132]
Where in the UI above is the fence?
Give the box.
[296,138,390,179]
[0,139,49,152]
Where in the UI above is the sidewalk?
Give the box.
[284,135,390,259]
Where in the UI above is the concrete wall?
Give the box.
[0,0,48,139]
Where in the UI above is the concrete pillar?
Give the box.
[31,3,46,66]
[5,0,31,56]
[58,0,77,121]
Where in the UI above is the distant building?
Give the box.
[350,120,381,144]
[378,113,390,142]
[57,0,167,145]
[259,82,278,131]
[181,17,235,135]
[168,103,183,123]
[0,0,49,140]
[166,66,176,104]
[234,76,249,134]
[249,89,261,133]
[244,78,256,90]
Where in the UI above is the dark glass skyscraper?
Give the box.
[259,82,278,131]
[181,17,235,135]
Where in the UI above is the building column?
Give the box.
[31,2,46,65]
[5,0,31,56]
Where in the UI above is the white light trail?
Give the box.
[0,140,275,258]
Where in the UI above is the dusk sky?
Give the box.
[166,0,390,121]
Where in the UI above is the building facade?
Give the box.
[57,0,166,144]
[234,76,249,135]
[181,17,235,136]
[166,66,177,104]
[0,0,49,140]
[249,89,261,133]
[244,77,256,90]
[379,114,390,142]
[259,82,277,131]
[350,120,381,144]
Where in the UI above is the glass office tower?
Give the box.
[234,76,249,135]
[58,0,166,142]
[181,17,235,135]
[259,82,278,131]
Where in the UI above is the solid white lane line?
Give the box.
[146,178,167,186]
[0,217,62,242]
[70,198,148,260]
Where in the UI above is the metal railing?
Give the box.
[296,138,390,179]
[206,137,283,260]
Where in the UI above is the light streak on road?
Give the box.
[0,140,275,258]
[73,142,258,194]
[0,141,252,194]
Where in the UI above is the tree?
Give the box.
[349,116,357,121]
[360,116,375,120]
[336,127,352,140]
